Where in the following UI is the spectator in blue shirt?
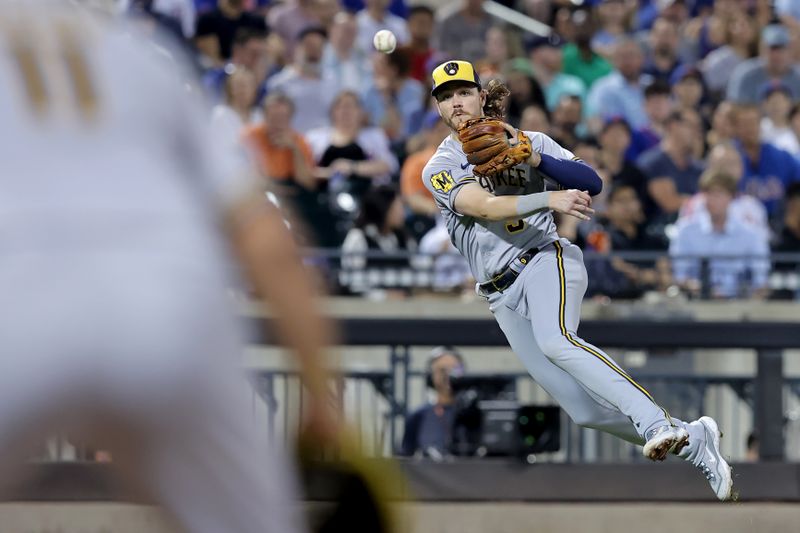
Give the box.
[642,17,683,84]
[733,103,800,221]
[671,170,770,299]
[587,38,653,132]
[637,109,705,222]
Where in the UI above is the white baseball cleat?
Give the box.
[690,416,734,501]
[642,425,689,461]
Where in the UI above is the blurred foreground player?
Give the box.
[0,2,335,531]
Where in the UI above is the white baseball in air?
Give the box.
[373,29,397,54]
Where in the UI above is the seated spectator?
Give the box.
[210,66,262,152]
[679,142,770,241]
[759,81,800,156]
[242,93,334,247]
[586,38,652,132]
[362,47,426,141]
[591,0,631,58]
[701,10,758,97]
[670,170,770,299]
[637,109,705,222]
[598,116,649,207]
[681,107,709,161]
[356,0,410,57]
[562,9,613,90]
[626,80,672,161]
[435,0,494,64]
[526,33,587,112]
[307,91,398,206]
[642,17,683,84]
[549,95,583,150]
[242,93,315,190]
[267,0,320,52]
[503,59,547,128]
[670,65,708,119]
[400,112,450,240]
[406,5,437,82]
[194,0,268,65]
[267,26,332,134]
[707,99,735,147]
[321,12,372,95]
[774,183,800,252]
[726,24,800,104]
[475,25,512,80]
[519,104,551,135]
[733,103,800,222]
[202,28,273,104]
[771,183,800,299]
[578,183,670,298]
[340,184,417,296]
[401,347,466,457]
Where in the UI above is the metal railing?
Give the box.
[307,249,800,300]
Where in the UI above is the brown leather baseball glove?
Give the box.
[457,117,532,177]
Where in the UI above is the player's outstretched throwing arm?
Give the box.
[454,182,595,222]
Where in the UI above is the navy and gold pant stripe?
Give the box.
[553,241,672,423]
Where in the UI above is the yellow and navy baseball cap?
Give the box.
[431,60,481,97]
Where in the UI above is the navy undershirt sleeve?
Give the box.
[537,153,603,196]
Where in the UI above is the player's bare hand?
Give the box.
[548,189,594,221]
[527,151,542,167]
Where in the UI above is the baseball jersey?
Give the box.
[422,131,575,282]
[0,1,255,273]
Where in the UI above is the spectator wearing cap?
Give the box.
[760,81,800,156]
[321,12,371,95]
[267,27,332,133]
[700,10,758,97]
[586,38,652,132]
[642,17,684,84]
[636,109,705,221]
[202,28,274,104]
[355,0,410,58]
[435,0,495,64]
[362,47,426,141]
[732,103,800,221]
[562,9,613,90]
[526,33,587,112]
[194,0,268,64]
[503,58,548,128]
[670,169,770,299]
[400,112,450,236]
[727,24,800,104]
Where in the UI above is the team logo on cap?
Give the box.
[444,62,459,76]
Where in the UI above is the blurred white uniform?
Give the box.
[0,3,302,532]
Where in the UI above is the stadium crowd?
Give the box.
[126,0,800,299]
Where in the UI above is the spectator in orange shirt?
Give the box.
[242,93,316,192]
[400,111,451,238]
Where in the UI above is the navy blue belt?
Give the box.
[479,247,539,295]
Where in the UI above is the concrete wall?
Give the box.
[2,502,798,533]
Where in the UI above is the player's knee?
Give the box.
[536,333,571,360]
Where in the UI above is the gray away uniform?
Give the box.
[422,131,700,445]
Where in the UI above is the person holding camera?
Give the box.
[400,347,465,457]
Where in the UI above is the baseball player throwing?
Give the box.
[422,60,733,500]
